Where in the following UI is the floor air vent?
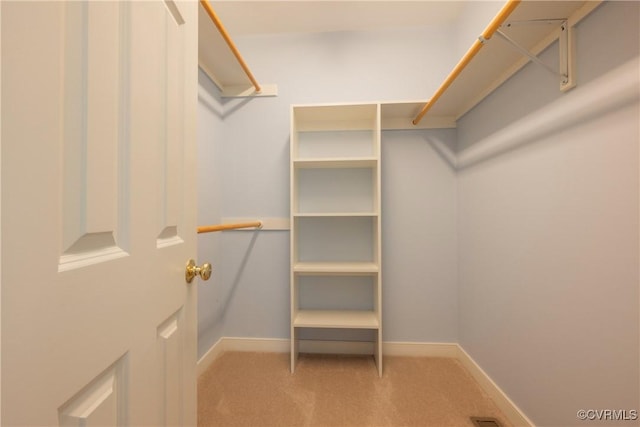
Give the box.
[470,417,503,427]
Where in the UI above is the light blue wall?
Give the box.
[456,2,639,426]
[197,69,225,356]
[197,3,639,425]
[382,129,458,342]
[197,24,461,350]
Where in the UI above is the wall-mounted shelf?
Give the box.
[381,101,456,130]
[198,1,277,97]
[412,0,602,127]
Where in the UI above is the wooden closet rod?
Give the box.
[412,0,521,125]
[198,221,263,233]
[200,0,262,93]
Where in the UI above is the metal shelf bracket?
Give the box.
[497,19,575,92]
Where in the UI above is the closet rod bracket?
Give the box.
[558,20,575,91]
[495,19,574,92]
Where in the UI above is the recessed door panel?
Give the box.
[157,5,185,248]
[58,356,128,427]
[59,2,129,272]
[158,309,184,426]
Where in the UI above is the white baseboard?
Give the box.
[384,341,459,357]
[197,337,289,375]
[196,338,533,427]
[456,345,535,427]
[300,339,373,354]
[197,337,225,376]
[224,337,289,353]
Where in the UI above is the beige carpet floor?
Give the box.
[198,352,512,427]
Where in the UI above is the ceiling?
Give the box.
[210,1,466,36]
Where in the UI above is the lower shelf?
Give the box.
[293,261,379,275]
[293,310,379,329]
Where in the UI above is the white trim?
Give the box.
[300,340,373,354]
[196,337,225,376]
[196,338,534,427]
[223,337,289,353]
[383,341,459,358]
[0,2,3,417]
[457,346,535,427]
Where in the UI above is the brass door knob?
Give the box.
[185,259,212,283]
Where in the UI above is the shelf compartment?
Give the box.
[294,216,376,263]
[293,104,378,131]
[294,167,377,214]
[298,275,375,311]
[293,262,379,275]
[293,310,379,329]
[295,130,376,159]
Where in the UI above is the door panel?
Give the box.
[1,1,198,425]
[158,1,186,247]
[60,1,128,271]
[58,356,128,427]
[158,309,184,426]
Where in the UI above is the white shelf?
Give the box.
[293,104,378,132]
[373,3,601,129]
[293,158,377,169]
[412,1,601,124]
[293,262,379,275]
[293,310,379,329]
[293,213,378,217]
[381,101,456,129]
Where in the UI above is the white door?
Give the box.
[1,1,200,425]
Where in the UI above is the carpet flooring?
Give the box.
[198,352,512,427]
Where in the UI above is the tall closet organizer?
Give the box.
[290,104,383,376]
[285,0,603,377]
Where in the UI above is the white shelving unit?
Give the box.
[290,103,383,376]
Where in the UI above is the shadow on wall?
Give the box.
[197,69,258,120]
[427,57,639,171]
[209,230,261,327]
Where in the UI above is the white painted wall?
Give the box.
[456,2,639,426]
